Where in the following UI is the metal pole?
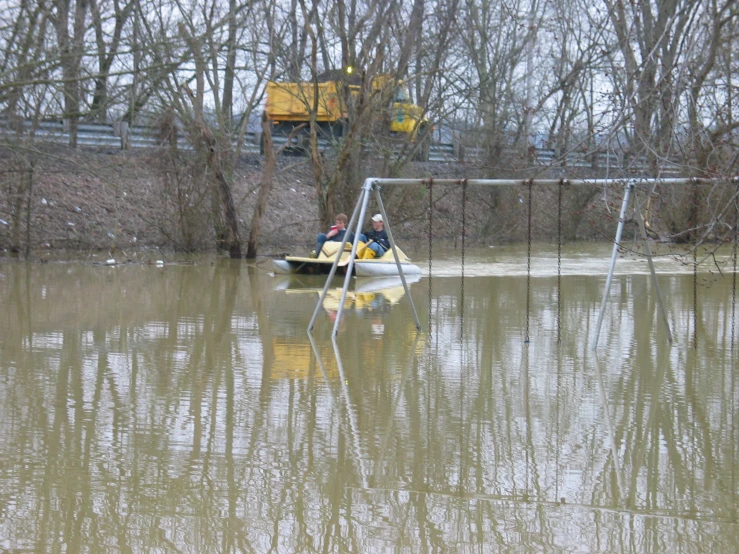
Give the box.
[364,177,733,187]
[593,353,625,505]
[372,332,420,481]
[306,332,335,406]
[632,187,673,343]
[332,336,369,488]
[373,184,422,331]
[332,180,373,336]
[308,187,366,332]
[592,181,634,349]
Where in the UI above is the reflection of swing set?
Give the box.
[308,331,422,489]
[309,177,739,349]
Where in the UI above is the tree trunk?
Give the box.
[222,0,237,124]
[53,0,88,147]
[208,144,242,258]
[246,118,277,258]
[179,23,242,258]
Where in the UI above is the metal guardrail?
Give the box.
[0,119,680,170]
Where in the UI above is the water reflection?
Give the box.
[0,249,736,552]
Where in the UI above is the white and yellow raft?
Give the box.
[272,241,422,277]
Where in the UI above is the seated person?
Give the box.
[315,213,353,257]
[359,214,391,259]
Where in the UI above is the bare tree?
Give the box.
[684,0,739,173]
[604,0,704,174]
[51,0,89,146]
[457,0,542,165]
[245,118,305,258]
[176,21,242,257]
[88,0,134,121]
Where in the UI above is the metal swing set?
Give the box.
[309,176,739,350]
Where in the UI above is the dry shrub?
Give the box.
[152,112,219,252]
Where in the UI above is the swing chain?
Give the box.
[428,179,433,334]
[525,179,533,343]
[733,197,738,356]
[461,179,467,341]
[693,179,698,348]
[557,179,565,343]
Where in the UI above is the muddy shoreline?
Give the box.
[1,144,658,260]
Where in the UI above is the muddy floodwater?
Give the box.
[1,243,737,552]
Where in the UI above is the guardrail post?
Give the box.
[453,136,464,162]
[120,121,130,150]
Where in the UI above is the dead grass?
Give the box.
[0,144,635,259]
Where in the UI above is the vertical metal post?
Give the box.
[308,186,367,332]
[592,181,633,349]
[593,353,625,504]
[120,121,130,150]
[632,188,673,343]
[373,186,422,331]
[332,336,369,488]
[372,333,420,481]
[306,332,334,407]
[332,180,373,336]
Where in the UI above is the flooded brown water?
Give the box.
[1,244,737,552]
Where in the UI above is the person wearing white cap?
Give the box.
[358,214,390,259]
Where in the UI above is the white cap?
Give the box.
[371,214,383,222]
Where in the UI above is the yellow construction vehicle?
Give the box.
[261,72,431,160]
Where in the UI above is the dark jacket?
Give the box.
[327,229,354,242]
[364,229,390,251]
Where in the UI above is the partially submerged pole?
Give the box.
[632,189,673,344]
[373,184,422,331]
[591,181,633,349]
[308,186,366,332]
[332,181,373,336]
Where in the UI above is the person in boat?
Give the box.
[358,214,391,259]
[314,213,352,257]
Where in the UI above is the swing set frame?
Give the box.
[308,176,738,349]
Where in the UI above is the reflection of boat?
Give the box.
[354,275,422,306]
[273,273,422,293]
[270,278,422,380]
[272,241,422,277]
[272,274,334,291]
[275,274,421,314]
[354,274,421,293]
[271,338,339,380]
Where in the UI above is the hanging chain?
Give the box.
[557,180,564,344]
[693,179,698,349]
[733,197,737,357]
[428,179,433,335]
[460,179,467,342]
[525,180,532,344]
[734,187,738,540]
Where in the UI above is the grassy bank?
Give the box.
[1,144,717,260]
